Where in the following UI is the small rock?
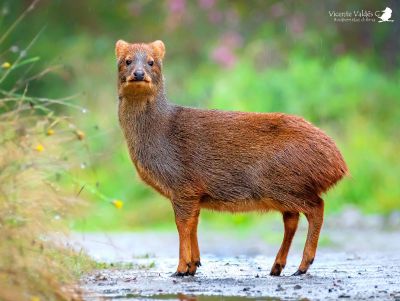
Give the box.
[95,274,107,281]
[243,287,250,291]
[255,274,260,278]
[294,285,302,290]
[276,284,284,292]
[123,277,136,282]
[328,288,333,293]
[338,294,350,298]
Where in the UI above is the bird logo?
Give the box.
[377,7,394,22]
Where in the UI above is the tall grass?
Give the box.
[0,3,94,300]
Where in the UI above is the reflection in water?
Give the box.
[124,293,282,301]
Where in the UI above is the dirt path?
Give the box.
[81,251,400,300]
[75,213,400,300]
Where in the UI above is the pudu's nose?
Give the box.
[133,69,145,81]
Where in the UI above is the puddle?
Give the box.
[113,294,281,301]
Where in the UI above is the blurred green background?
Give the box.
[2,0,399,231]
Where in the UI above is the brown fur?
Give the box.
[115,40,348,276]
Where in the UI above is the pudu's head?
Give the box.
[115,40,165,97]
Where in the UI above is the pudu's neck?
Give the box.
[118,85,174,159]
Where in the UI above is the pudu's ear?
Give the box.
[115,39,129,58]
[150,40,165,60]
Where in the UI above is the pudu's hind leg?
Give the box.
[293,197,324,276]
[188,209,201,275]
[270,211,300,276]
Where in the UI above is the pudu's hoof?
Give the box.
[270,263,284,276]
[187,270,196,276]
[171,271,188,277]
[292,269,306,276]
[187,262,198,276]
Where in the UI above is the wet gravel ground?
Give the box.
[81,252,400,300]
[75,212,400,300]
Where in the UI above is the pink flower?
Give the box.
[198,0,215,10]
[270,3,286,18]
[168,0,186,14]
[211,32,242,69]
[288,14,305,36]
[211,45,236,69]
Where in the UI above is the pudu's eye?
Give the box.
[125,59,132,66]
[148,60,154,67]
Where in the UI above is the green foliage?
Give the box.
[94,261,156,270]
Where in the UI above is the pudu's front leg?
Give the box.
[172,199,201,276]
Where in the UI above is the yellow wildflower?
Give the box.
[75,130,85,140]
[35,144,44,152]
[112,199,124,209]
[1,62,11,69]
[46,129,55,136]
[31,297,40,301]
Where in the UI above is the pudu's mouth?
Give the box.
[127,77,151,83]
[121,78,154,95]
[124,81,152,91]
